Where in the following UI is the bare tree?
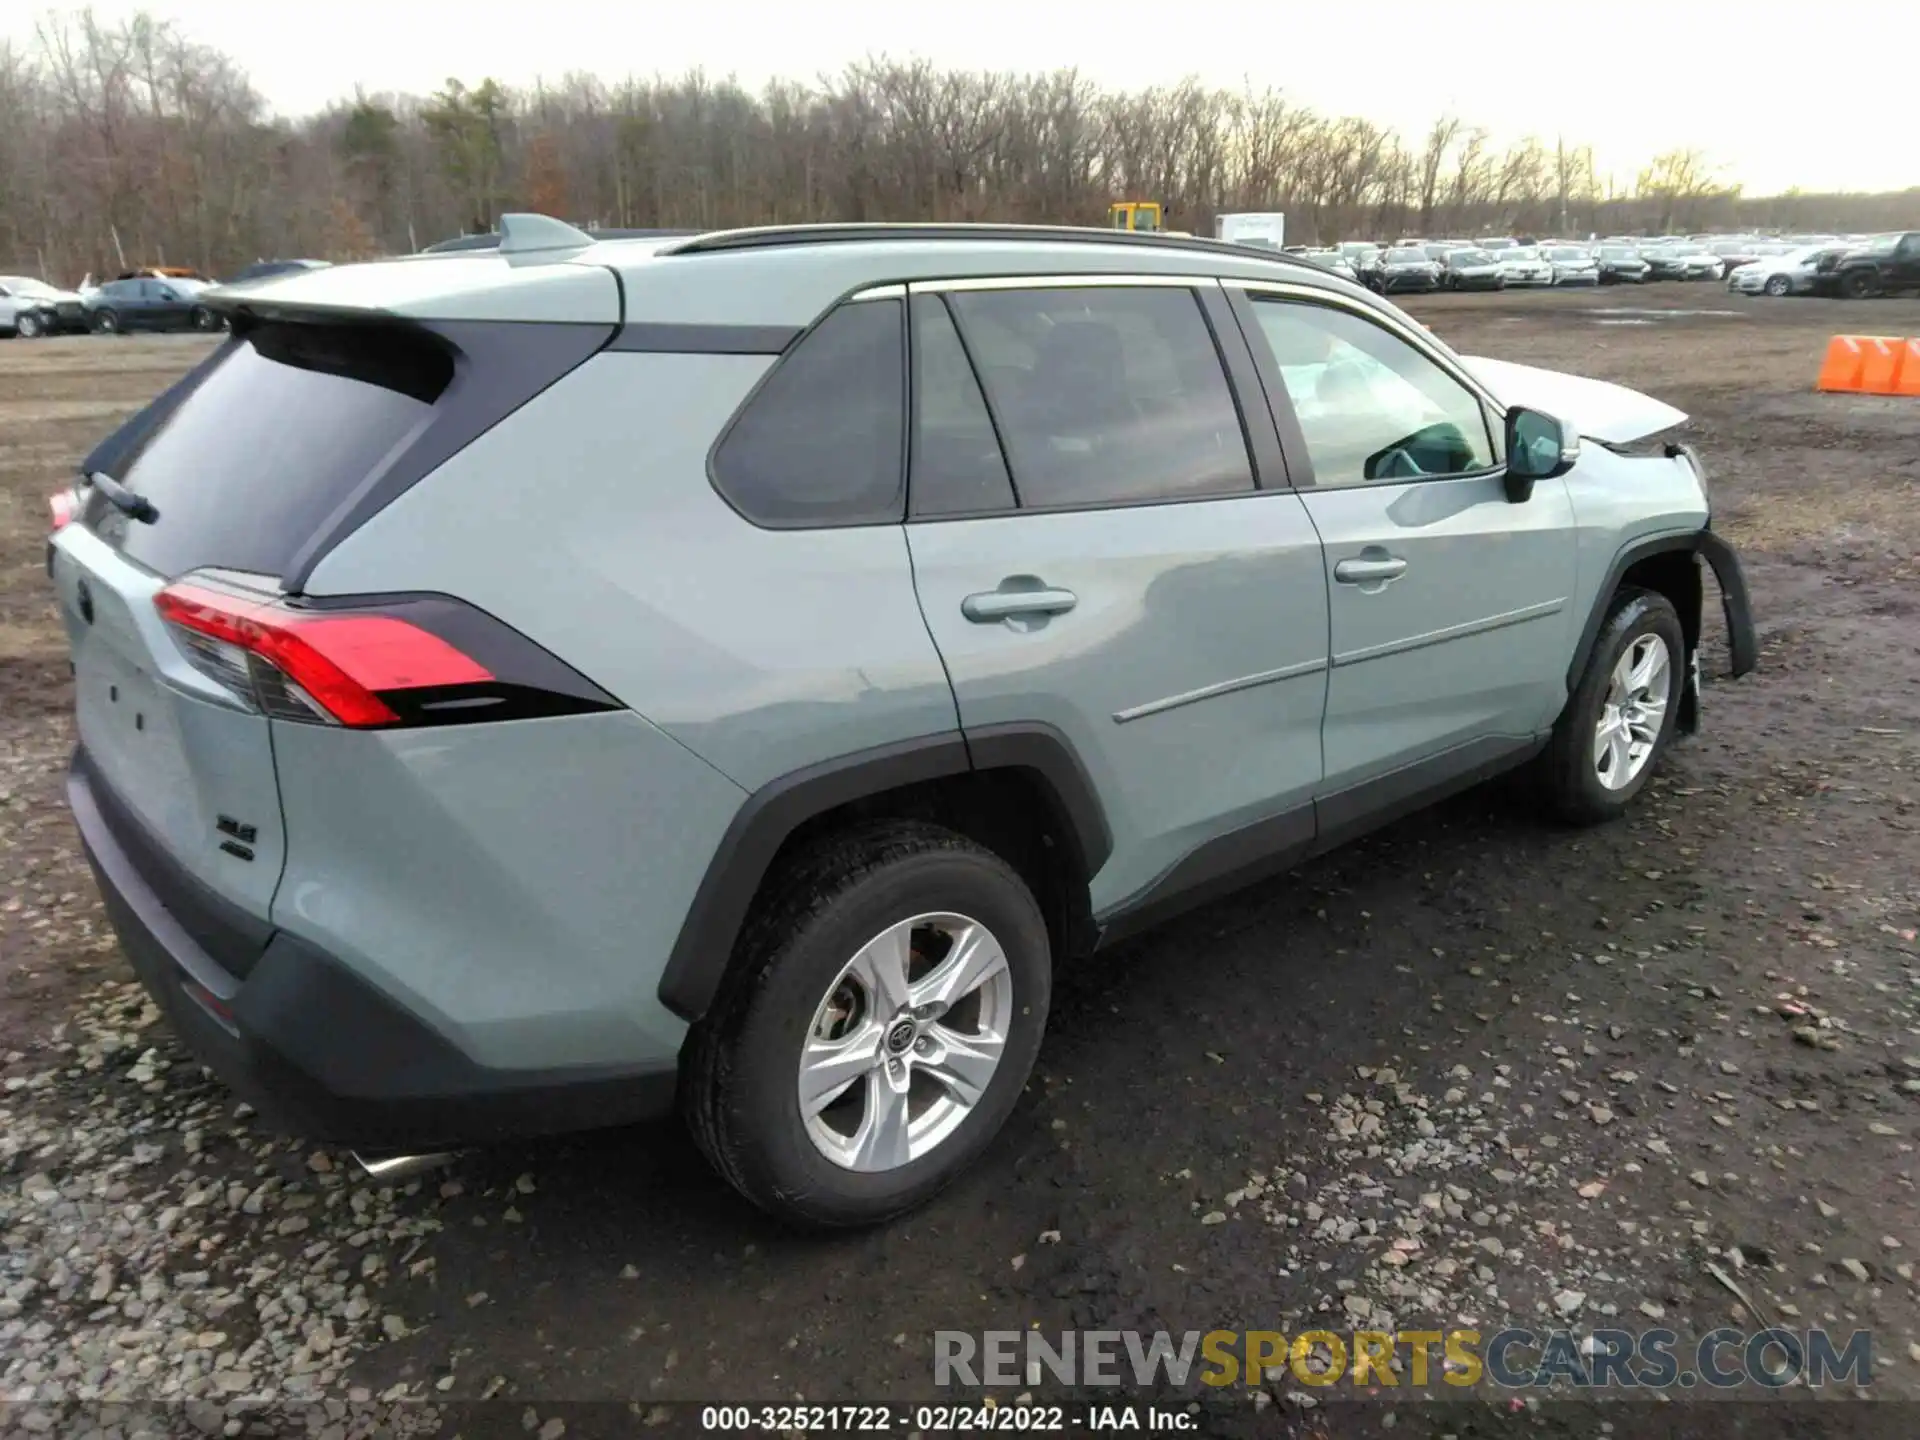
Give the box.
[0,9,1904,282]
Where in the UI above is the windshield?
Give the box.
[1549,248,1588,261]
[1862,233,1902,254]
[1505,247,1541,262]
[1598,247,1637,260]
[1448,250,1494,266]
[1669,244,1706,256]
[1386,248,1428,263]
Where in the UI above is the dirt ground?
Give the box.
[4,285,1920,1437]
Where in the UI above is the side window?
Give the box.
[1247,299,1495,485]
[710,298,906,527]
[947,286,1253,509]
[909,294,1015,517]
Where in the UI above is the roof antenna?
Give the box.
[496,213,594,258]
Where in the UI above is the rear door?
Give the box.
[1227,282,1577,820]
[904,277,1330,915]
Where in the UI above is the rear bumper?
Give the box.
[69,749,679,1150]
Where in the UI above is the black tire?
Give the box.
[91,309,120,334]
[682,819,1051,1230]
[1840,270,1877,299]
[190,306,220,331]
[14,311,44,339]
[1763,274,1791,298]
[1540,588,1686,826]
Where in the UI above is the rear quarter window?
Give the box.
[709,297,907,528]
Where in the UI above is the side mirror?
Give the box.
[1502,406,1578,502]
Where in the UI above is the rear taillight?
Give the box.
[154,579,619,729]
[49,487,77,531]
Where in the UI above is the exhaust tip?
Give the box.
[352,1151,457,1182]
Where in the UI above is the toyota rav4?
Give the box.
[49,217,1756,1229]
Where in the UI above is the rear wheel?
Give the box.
[1540,588,1685,825]
[682,820,1051,1229]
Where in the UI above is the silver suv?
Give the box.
[49,218,1756,1228]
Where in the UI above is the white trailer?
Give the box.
[1214,212,1286,251]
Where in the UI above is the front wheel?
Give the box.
[682,820,1051,1229]
[1763,274,1791,297]
[90,309,120,334]
[190,306,222,331]
[1840,271,1878,299]
[14,311,44,338]
[1540,588,1686,825]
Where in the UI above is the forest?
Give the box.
[1,9,1915,280]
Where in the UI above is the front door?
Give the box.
[903,280,1330,915]
[1231,285,1578,826]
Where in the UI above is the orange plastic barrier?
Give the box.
[1895,339,1920,397]
[1816,336,1866,392]
[1818,334,1920,395]
[1858,337,1906,395]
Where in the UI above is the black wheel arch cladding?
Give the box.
[657,723,1109,1023]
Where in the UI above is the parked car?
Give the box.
[1545,246,1600,286]
[1811,231,1920,298]
[1497,245,1555,287]
[82,276,224,334]
[1477,237,1518,251]
[1337,241,1382,276]
[1593,246,1651,285]
[1367,245,1443,293]
[114,266,208,283]
[1671,245,1726,282]
[0,275,87,337]
[221,259,331,287]
[1725,244,1835,297]
[1641,244,1721,282]
[1438,248,1506,291]
[1299,248,1359,282]
[48,216,1756,1229]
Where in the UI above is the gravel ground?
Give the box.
[3,287,1920,1439]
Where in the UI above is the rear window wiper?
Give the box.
[84,470,159,524]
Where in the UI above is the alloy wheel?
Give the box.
[1593,634,1671,791]
[797,912,1014,1172]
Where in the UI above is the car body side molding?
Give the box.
[657,722,1111,1022]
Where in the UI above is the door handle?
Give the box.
[961,587,1078,622]
[1333,555,1408,585]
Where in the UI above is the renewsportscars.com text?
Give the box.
[934,1327,1873,1390]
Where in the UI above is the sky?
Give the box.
[9,0,1915,198]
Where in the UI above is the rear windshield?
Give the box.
[92,321,453,579]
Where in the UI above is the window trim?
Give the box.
[1225,279,1507,491]
[906,291,1022,519]
[703,289,910,531]
[905,275,1265,522]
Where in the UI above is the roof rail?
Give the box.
[658,222,1320,272]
